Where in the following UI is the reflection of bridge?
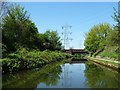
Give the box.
[63,49,89,55]
[65,60,87,63]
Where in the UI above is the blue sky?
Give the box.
[17,2,117,49]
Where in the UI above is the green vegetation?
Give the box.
[98,46,120,60]
[1,48,72,73]
[84,61,119,88]
[2,61,63,88]
[72,53,86,60]
[0,3,71,73]
[1,4,62,57]
[84,7,120,60]
[84,23,112,57]
[87,57,120,70]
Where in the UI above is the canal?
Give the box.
[2,60,120,89]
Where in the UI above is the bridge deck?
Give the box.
[63,49,88,54]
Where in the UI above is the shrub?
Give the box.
[2,48,71,73]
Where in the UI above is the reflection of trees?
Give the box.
[2,62,63,88]
[84,62,119,88]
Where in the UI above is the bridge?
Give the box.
[63,49,88,55]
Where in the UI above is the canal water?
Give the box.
[2,60,120,89]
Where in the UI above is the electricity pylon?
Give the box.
[61,24,72,49]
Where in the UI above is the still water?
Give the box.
[2,61,120,89]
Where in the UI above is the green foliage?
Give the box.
[98,46,120,60]
[34,33,46,50]
[2,61,63,88]
[1,48,72,73]
[96,7,120,60]
[34,30,62,51]
[2,4,38,53]
[74,54,85,59]
[84,62,119,88]
[44,30,62,50]
[84,22,119,60]
[110,7,120,53]
[84,23,112,57]
[1,4,65,74]
[2,4,62,55]
[0,2,11,25]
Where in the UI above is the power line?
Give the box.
[61,24,72,49]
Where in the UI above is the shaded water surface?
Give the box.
[2,61,120,89]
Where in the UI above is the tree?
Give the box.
[33,30,62,51]
[0,2,11,58]
[44,30,62,50]
[84,23,112,57]
[110,5,120,50]
[34,33,48,51]
[105,4,120,60]
[0,2,10,41]
[2,4,38,54]
[0,2,10,19]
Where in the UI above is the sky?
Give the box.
[17,2,118,49]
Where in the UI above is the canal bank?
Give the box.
[87,56,120,71]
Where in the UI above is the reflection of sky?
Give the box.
[3,61,119,88]
[36,62,120,88]
[36,63,88,88]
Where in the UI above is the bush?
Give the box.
[98,51,119,60]
[1,48,72,73]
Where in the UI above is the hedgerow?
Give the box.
[1,48,72,73]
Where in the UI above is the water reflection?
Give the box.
[84,62,120,88]
[37,62,87,88]
[2,61,120,88]
[2,62,63,89]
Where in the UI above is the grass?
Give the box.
[97,46,120,60]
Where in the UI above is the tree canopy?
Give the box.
[84,5,120,59]
[84,23,112,56]
[2,4,38,53]
[2,4,62,57]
